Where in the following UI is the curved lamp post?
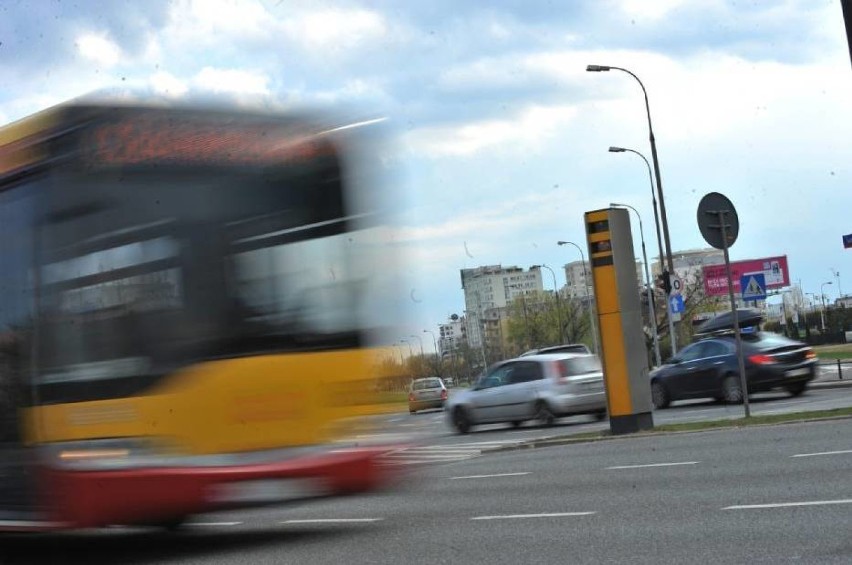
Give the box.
[556,241,599,354]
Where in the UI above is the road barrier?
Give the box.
[817,360,848,381]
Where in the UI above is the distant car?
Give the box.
[445,353,607,434]
[520,344,591,357]
[444,377,455,387]
[408,377,448,414]
[649,332,817,409]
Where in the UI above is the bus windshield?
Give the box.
[37,163,375,403]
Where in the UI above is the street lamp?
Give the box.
[587,65,675,279]
[393,343,405,366]
[531,264,564,344]
[608,146,677,354]
[830,268,842,297]
[820,281,833,332]
[509,284,533,350]
[423,329,438,355]
[556,241,599,354]
[399,339,413,357]
[609,203,661,368]
[409,334,424,357]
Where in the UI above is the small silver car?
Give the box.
[408,377,448,414]
[445,353,607,434]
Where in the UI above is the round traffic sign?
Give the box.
[670,275,683,295]
[697,192,739,250]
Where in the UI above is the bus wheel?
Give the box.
[151,516,187,532]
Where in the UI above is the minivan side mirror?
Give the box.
[668,357,681,365]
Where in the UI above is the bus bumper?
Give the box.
[43,446,399,528]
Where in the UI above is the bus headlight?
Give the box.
[49,438,175,470]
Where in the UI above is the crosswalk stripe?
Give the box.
[378,439,527,466]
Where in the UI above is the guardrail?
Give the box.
[817,360,849,381]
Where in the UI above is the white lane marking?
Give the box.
[607,461,699,470]
[723,499,852,510]
[282,518,383,524]
[450,472,531,480]
[791,449,852,458]
[187,522,242,527]
[383,452,481,459]
[471,512,595,520]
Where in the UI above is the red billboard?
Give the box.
[702,256,790,297]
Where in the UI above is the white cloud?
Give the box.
[150,71,189,97]
[76,33,123,68]
[404,104,578,157]
[282,8,387,50]
[181,0,271,39]
[192,67,270,95]
[619,0,691,21]
[315,79,389,104]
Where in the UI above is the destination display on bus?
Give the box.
[81,114,335,168]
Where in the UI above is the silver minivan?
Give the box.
[445,353,607,434]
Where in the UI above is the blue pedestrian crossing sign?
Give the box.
[669,294,685,314]
[740,273,767,301]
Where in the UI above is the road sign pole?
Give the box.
[667,273,678,355]
[718,210,750,418]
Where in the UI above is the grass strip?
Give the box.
[518,407,852,447]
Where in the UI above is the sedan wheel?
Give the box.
[651,381,670,409]
[784,382,807,397]
[722,375,744,404]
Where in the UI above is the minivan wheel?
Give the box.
[651,381,670,409]
[453,407,472,434]
[535,401,555,427]
[722,375,744,404]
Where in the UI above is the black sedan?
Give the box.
[649,332,817,409]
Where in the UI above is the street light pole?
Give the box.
[610,203,661,368]
[400,339,413,357]
[587,65,674,277]
[556,241,599,354]
[820,281,833,332]
[531,264,564,344]
[473,291,488,368]
[608,145,676,354]
[830,268,843,297]
[423,329,438,355]
[409,334,424,357]
[509,284,532,350]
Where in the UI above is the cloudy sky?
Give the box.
[2,0,851,348]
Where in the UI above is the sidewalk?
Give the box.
[811,361,851,389]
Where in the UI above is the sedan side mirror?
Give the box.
[668,357,681,365]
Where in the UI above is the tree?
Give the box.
[504,291,593,355]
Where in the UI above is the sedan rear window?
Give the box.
[413,378,442,390]
[559,356,602,377]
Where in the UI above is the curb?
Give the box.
[810,380,852,389]
[481,414,852,454]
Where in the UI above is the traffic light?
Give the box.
[656,271,672,295]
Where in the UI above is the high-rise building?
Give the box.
[564,260,645,298]
[438,315,466,356]
[460,265,543,349]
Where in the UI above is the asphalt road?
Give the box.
[368,384,852,465]
[3,419,849,564]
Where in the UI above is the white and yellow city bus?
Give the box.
[0,101,400,530]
